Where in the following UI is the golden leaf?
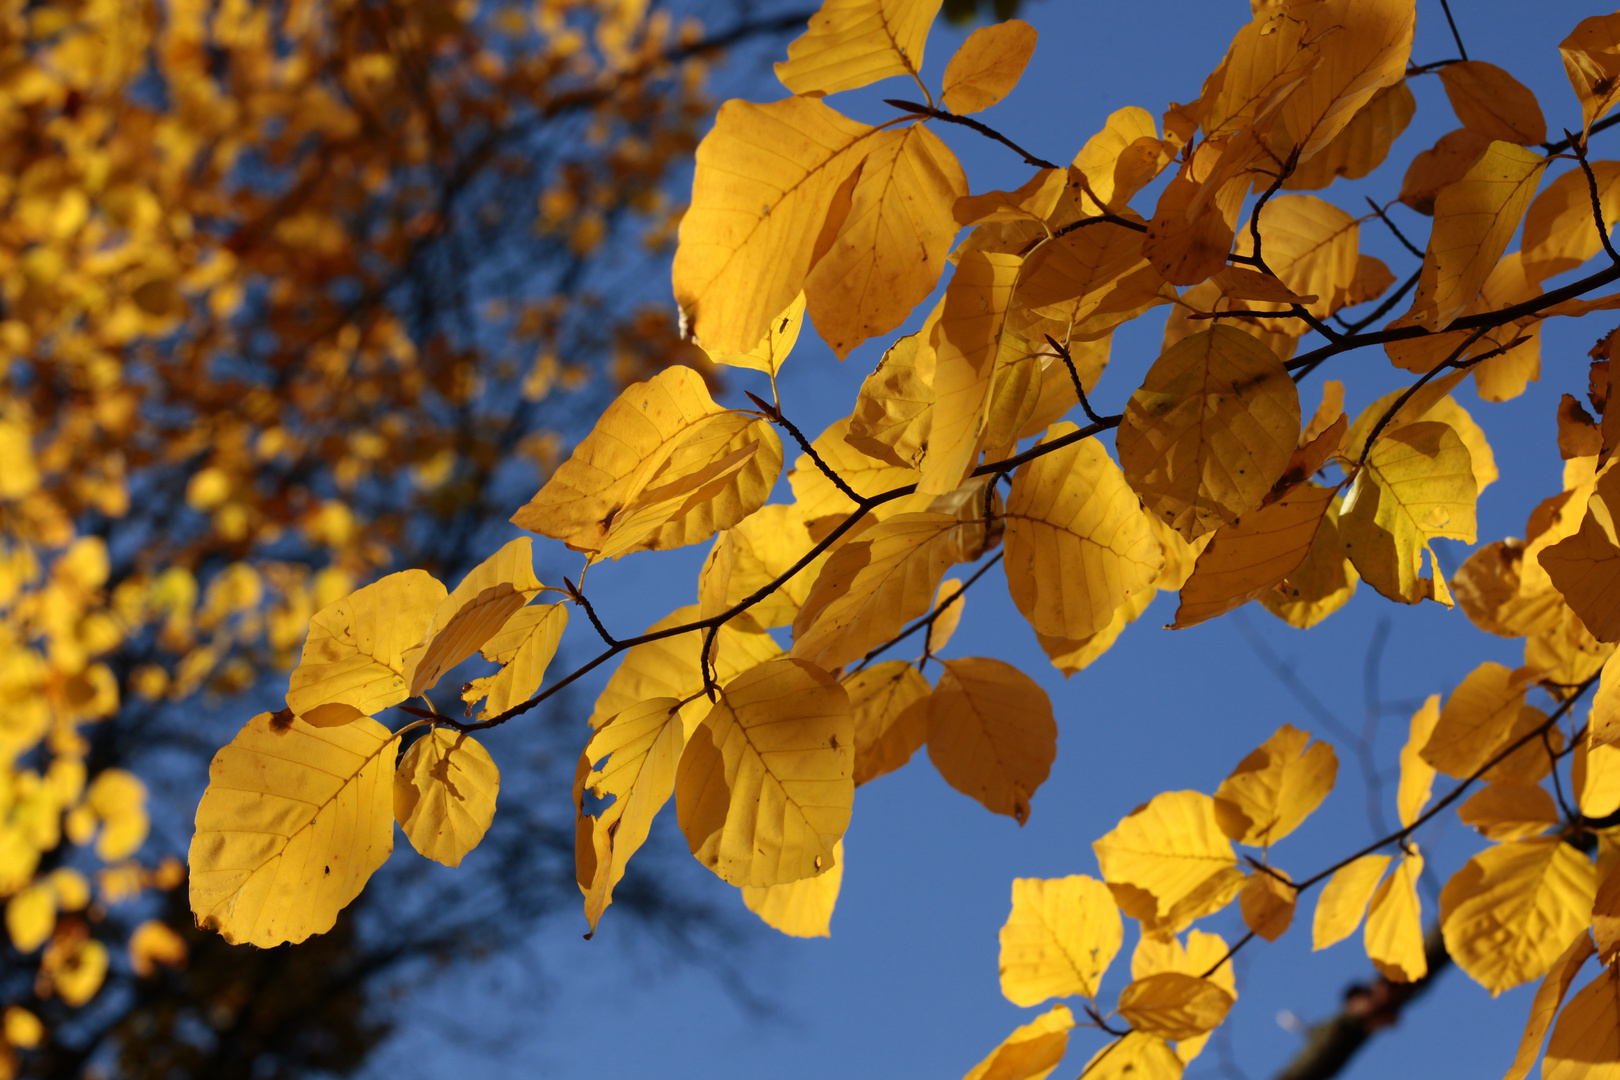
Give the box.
[405,537,543,696]
[743,837,845,938]
[1239,870,1296,943]
[676,658,853,887]
[1213,723,1337,848]
[1577,728,1620,816]
[128,919,187,978]
[1598,862,1620,964]
[1452,539,1563,639]
[1118,325,1300,540]
[1094,791,1239,920]
[1072,107,1172,213]
[1438,61,1547,146]
[707,293,806,378]
[940,19,1037,115]
[1339,421,1478,606]
[1230,195,1361,322]
[672,97,876,353]
[1172,483,1336,629]
[1283,82,1415,191]
[847,329,936,469]
[1561,13,1620,141]
[285,569,445,726]
[1522,162,1620,283]
[1005,424,1163,639]
[698,504,823,629]
[790,415,922,537]
[843,660,931,786]
[1117,971,1234,1040]
[459,602,568,721]
[1457,784,1559,842]
[805,124,967,358]
[1077,1033,1184,1080]
[1396,694,1440,828]
[928,576,966,656]
[394,728,499,868]
[1421,662,1530,778]
[1035,585,1155,677]
[1131,930,1235,1063]
[774,0,941,97]
[962,1005,1075,1080]
[1272,0,1415,162]
[1441,836,1597,995]
[1259,497,1360,628]
[5,884,52,953]
[1400,128,1492,216]
[1541,466,1620,642]
[1312,854,1392,950]
[189,711,399,947]
[928,657,1056,824]
[1504,930,1596,1080]
[998,874,1122,1005]
[1364,849,1426,982]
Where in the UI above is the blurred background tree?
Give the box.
[0,0,849,1074]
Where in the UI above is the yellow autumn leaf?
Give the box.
[190,711,399,947]
[1172,483,1336,629]
[1212,723,1337,848]
[1035,585,1154,678]
[1071,107,1171,213]
[998,874,1122,1006]
[698,504,822,629]
[672,96,876,354]
[1577,730,1620,816]
[1365,848,1426,982]
[1283,82,1415,191]
[1396,694,1440,828]
[1131,929,1235,1063]
[676,658,853,887]
[1239,870,1296,942]
[962,1005,1075,1080]
[1598,862,1620,964]
[774,0,940,97]
[1094,791,1239,920]
[1118,326,1300,541]
[940,19,1037,115]
[1452,539,1563,639]
[1403,140,1548,331]
[1561,13,1620,141]
[285,569,445,726]
[1441,836,1597,995]
[1546,961,1620,1080]
[1346,388,1495,495]
[1273,0,1415,163]
[459,602,568,722]
[394,727,499,868]
[743,837,845,938]
[1504,930,1596,1080]
[791,498,986,670]
[1004,424,1163,640]
[843,660,930,785]
[5,883,53,952]
[805,124,967,359]
[707,293,806,378]
[41,933,107,1007]
[1259,497,1360,629]
[1229,195,1361,322]
[1522,163,1620,282]
[128,919,188,977]
[1339,421,1478,606]
[790,415,922,536]
[927,657,1056,824]
[1422,662,1532,778]
[1457,784,1559,841]
[928,576,966,656]
[1438,61,1547,146]
[405,537,543,696]
[1078,1032,1184,1080]
[847,329,936,469]
[1541,465,1620,642]
[922,251,1023,494]
[3,1006,42,1049]
[580,697,686,935]
[1312,854,1392,950]
[1016,213,1162,335]
[1117,971,1234,1041]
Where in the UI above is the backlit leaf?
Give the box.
[1172,483,1336,629]
[774,0,941,97]
[1545,961,1620,1079]
[1259,498,1359,629]
[1283,82,1415,191]
[1541,465,1620,642]
[1093,791,1239,920]
[1273,0,1415,162]
[707,293,807,378]
[1576,729,1620,816]
[1421,662,1530,778]
[998,874,1122,1005]
[928,576,966,656]
[405,537,543,696]
[394,728,499,868]
[941,19,1037,115]
[843,660,931,785]
[1396,694,1440,828]
[1312,854,1392,950]
[1117,971,1234,1040]
[698,504,822,629]
[847,330,936,469]
[1239,870,1296,942]
[1503,930,1595,1080]
[744,837,845,938]
[928,657,1056,823]
[460,603,568,721]
[1457,784,1559,842]
[1213,723,1337,848]
[1078,1033,1184,1080]
[1230,195,1361,322]
[962,1005,1075,1080]
[1561,13,1620,141]
[1130,930,1235,1063]
[1364,849,1426,982]
[1522,162,1620,283]
[190,711,399,947]
[1438,61,1547,146]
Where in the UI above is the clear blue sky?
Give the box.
[366,2,1611,1077]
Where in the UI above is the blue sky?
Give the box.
[363,2,1615,1077]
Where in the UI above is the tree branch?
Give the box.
[884,99,1060,170]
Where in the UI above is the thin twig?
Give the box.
[1438,0,1468,60]
[564,576,617,647]
[1546,111,1620,155]
[747,391,863,505]
[857,551,1005,670]
[1049,214,1149,242]
[1044,334,1107,424]
[1545,728,1576,822]
[1364,197,1426,260]
[1355,326,1492,465]
[1570,131,1620,264]
[884,99,1060,170]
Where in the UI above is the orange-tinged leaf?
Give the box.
[405,537,543,696]
[1457,783,1559,842]
[1452,539,1563,640]
[1130,930,1235,1063]
[1172,483,1335,628]
[1339,421,1478,606]
[1118,325,1301,541]
[1441,836,1597,995]
[1365,849,1426,982]
[581,698,686,934]
[1230,195,1360,322]
[1545,961,1620,1080]
[1072,107,1171,213]
[1438,61,1547,146]
[1094,791,1239,920]
[1396,694,1440,828]
[1522,162,1620,283]
[1283,81,1415,191]
[805,124,968,358]
[928,657,1056,823]
[1598,862,1620,964]
[394,728,498,868]
[676,658,853,887]
[1259,498,1359,629]
[1078,1033,1184,1080]
[1503,930,1595,1080]
[847,329,936,469]
[1561,13,1620,141]
[1404,140,1548,331]
[1016,215,1164,337]
[1399,127,1493,215]
[998,874,1123,1005]
[962,1005,1075,1080]
[1212,723,1337,847]
[1273,0,1414,163]
[928,576,966,656]
[1005,424,1163,639]
[941,19,1037,115]
[774,0,941,97]
[743,837,845,938]
[672,97,877,354]
[285,569,445,726]
[843,660,930,785]
[189,712,399,947]
[1117,971,1234,1040]
[128,920,188,977]
[1312,854,1392,950]
[459,603,568,722]
[1541,466,1620,642]
[954,169,1068,227]
[1240,870,1296,942]
[1421,662,1530,778]
[1114,866,1247,944]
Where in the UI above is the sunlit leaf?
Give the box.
[962,1005,1075,1080]
[1094,791,1239,920]
[394,728,499,868]
[843,660,931,785]
[775,0,942,97]
[1364,848,1426,982]
[1438,61,1547,146]
[940,19,1037,115]
[1117,971,1234,1040]
[999,874,1122,1005]
[928,657,1056,823]
[744,837,845,938]
[1212,723,1337,848]
[1312,854,1392,950]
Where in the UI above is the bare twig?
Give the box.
[858,551,1005,670]
[747,391,863,505]
[1438,0,1468,60]
[884,99,1060,170]
[564,576,617,647]
[1044,334,1107,424]
[1364,197,1426,260]
[1570,132,1620,264]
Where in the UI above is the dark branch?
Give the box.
[1570,132,1620,264]
[1045,334,1108,424]
[749,391,864,506]
[883,99,1060,170]
[1437,0,1468,60]
[1364,197,1426,260]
